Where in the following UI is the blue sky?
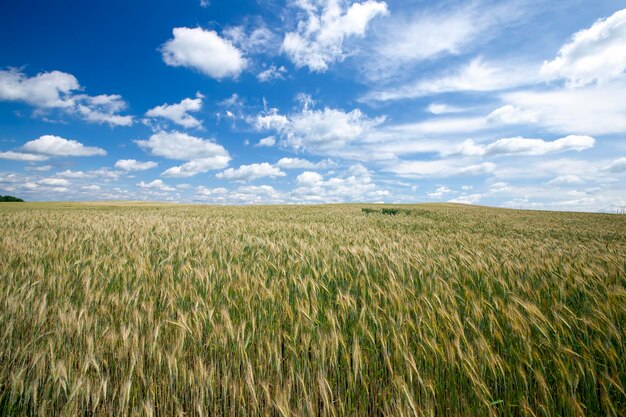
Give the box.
[1,0,625,211]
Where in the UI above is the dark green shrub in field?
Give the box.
[382,208,400,215]
[382,208,413,215]
[363,208,413,215]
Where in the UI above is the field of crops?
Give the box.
[0,202,624,416]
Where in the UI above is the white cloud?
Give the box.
[547,175,584,185]
[49,187,70,193]
[216,162,286,182]
[74,94,133,126]
[282,0,388,71]
[427,103,466,115]
[135,131,228,161]
[161,27,247,79]
[362,1,527,81]
[145,93,204,128]
[449,135,595,157]
[162,157,231,178]
[296,171,324,186]
[224,24,279,55]
[606,157,626,173]
[0,151,49,161]
[255,108,289,130]
[0,68,132,126]
[427,186,451,198]
[22,135,106,157]
[195,186,228,197]
[276,157,336,169]
[39,178,70,186]
[56,170,88,178]
[255,136,276,147]
[486,105,539,125]
[0,68,78,108]
[257,65,287,82]
[257,105,385,155]
[491,158,622,187]
[363,58,535,102]
[136,131,230,178]
[292,164,388,202]
[51,168,122,181]
[448,194,482,204]
[503,80,626,135]
[373,7,479,63]
[387,160,496,178]
[225,185,285,204]
[137,179,175,191]
[114,159,158,171]
[541,9,626,87]
[82,185,101,191]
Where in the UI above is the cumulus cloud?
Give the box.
[56,170,88,178]
[448,194,483,205]
[38,178,70,186]
[225,185,285,204]
[136,131,230,178]
[22,135,106,157]
[255,136,276,147]
[296,171,324,186]
[0,68,78,108]
[282,0,388,71]
[74,94,133,126]
[255,108,289,130]
[137,180,176,191]
[276,157,336,169]
[256,104,385,155]
[82,185,101,191]
[541,9,626,87]
[0,68,133,126]
[114,159,158,171]
[216,162,286,182]
[448,135,595,157]
[195,186,228,197]
[293,164,388,202]
[0,151,49,162]
[161,27,247,79]
[427,186,452,198]
[137,179,175,192]
[135,131,228,161]
[162,158,231,178]
[145,93,204,128]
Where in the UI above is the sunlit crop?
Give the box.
[0,202,624,416]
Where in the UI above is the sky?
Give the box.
[0,0,625,211]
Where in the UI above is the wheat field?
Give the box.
[0,202,624,416]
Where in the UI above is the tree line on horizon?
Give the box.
[0,195,24,202]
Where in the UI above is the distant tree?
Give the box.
[0,195,24,202]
